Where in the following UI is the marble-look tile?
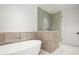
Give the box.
[38,32,60,53]
[4,33,18,44]
[0,33,5,45]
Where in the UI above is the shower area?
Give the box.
[38,7,62,42]
[38,7,62,32]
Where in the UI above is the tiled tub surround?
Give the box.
[38,31,60,53]
[0,32,60,54]
[0,32,36,45]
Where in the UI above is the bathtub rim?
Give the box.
[0,40,41,55]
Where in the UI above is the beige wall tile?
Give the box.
[20,32,36,41]
[0,32,36,45]
[4,33,17,44]
[38,32,60,53]
[0,33,5,45]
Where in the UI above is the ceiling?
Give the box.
[38,4,79,14]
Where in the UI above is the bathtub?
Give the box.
[0,40,41,55]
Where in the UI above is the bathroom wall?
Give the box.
[0,4,37,32]
[0,32,36,45]
[62,7,79,46]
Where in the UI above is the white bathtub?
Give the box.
[0,40,41,55]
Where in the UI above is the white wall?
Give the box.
[61,7,79,46]
[0,4,37,32]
